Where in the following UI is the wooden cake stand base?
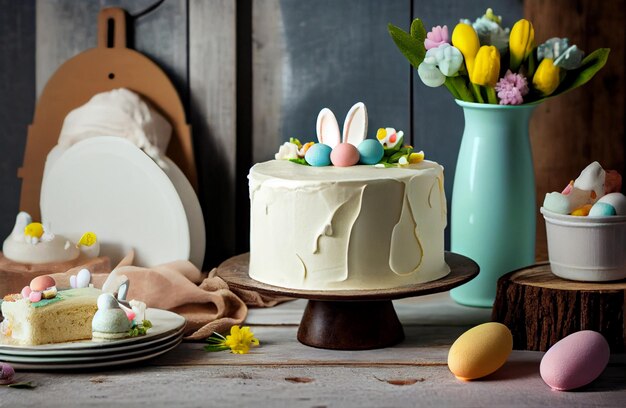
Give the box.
[492,263,626,352]
[217,252,478,350]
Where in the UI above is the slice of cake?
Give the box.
[1,276,101,345]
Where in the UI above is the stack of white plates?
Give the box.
[40,137,205,269]
[0,308,185,370]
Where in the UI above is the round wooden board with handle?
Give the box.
[492,263,626,352]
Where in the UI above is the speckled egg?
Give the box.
[305,143,332,167]
[540,330,610,391]
[595,192,626,215]
[447,322,513,381]
[357,139,384,165]
[30,275,56,291]
[330,143,360,167]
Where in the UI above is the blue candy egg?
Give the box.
[305,143,332,166]
[357,139,384,165]
[589,202,617,216]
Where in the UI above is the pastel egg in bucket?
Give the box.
[541,207,626,282]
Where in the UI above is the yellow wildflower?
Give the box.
[452,23,480,77]
[471,45,500,87]
[204,325,260,354]
[533,58,561,96]
[509,19,534,72]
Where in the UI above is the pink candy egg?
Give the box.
[29,291,42,303]
[540,330,610,391]
[330,143,360,167]
[21,286,32,298]
[30,275,56,291]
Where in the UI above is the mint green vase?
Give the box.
[450,100,538,308]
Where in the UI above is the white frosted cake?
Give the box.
[248,159,449,290]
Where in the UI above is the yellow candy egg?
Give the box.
[78,232,98,247]
[24,222,44,238]
[447,322,513,381]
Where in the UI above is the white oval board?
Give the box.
[160,157,206,269]
[41,137,191,267]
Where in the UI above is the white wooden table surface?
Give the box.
[1,293,625,407]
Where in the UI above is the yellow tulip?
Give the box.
[471,46,500,87]
[533,58,561,96]
[509,19,534,71]
[452,23,480,77]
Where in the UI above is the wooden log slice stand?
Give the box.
[492,263,626,352]
[217,252,478,350]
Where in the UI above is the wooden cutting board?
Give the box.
[18,7,197,220]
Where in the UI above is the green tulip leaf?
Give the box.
[410,18,427,44]
[536,48,610,103]
[388,23,426,70]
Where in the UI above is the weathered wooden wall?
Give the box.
[0,0,623,267]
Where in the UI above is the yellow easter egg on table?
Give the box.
[78,231,97,247]
[447,322,513,381]
[24,222,44,238]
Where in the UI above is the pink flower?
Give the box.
[425,25,449,50]
[495,70,529,105]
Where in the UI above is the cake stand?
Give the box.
[216,252,478,350]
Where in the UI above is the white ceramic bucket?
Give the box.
[541,207,626,281]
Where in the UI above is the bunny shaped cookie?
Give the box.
[315,102,368,167]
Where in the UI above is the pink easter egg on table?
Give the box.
[330,143,360,167]
[540,330,610,391]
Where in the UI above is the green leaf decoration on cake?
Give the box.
[289,158,309,166]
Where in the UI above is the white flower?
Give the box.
[130,299,147,322]
[275,142,299,160]
[418,59,446,87]
[431,44,464,76]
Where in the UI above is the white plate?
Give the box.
[0,333,183,364]
[0,324,185,357]
[41,137,191,267]
[0,308,185,352]
[5,337,182,370]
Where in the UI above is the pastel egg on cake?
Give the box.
[330,143,360,167]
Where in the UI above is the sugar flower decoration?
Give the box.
[538,37,584,70]
[205,325,260,355]
[418,44,463,87]
[461,8,510,53]
[533,58,561,96]
[509,19,534,72]
[425,25,449,50]
[451,23,480,77]
[430,43,464,76]
[275,141,299,160]
[495,70,529,105]
[418,59,445,87]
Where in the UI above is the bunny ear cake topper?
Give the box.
[342,102,368,147]
[316,108,341,149]
[316,102,368,149]
[276,100,418,167]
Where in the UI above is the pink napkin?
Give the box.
[50,252,288,340]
